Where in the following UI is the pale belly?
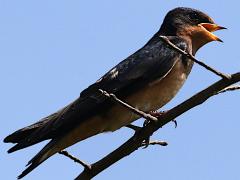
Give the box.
[56,60,191,151]
[103,60,189,131]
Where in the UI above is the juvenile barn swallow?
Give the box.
[4,7,225,179]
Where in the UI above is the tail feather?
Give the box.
[5,121,50,154]
[4,117,51,143]
[18,160,40,179]
[17,139,59,179]
[4,111,62,153]
[4,101,75,146]
[4,99,80,178]
[7,140,46,154]
[4,128,36,143]
[8,143,30,154]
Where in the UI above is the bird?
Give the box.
[4,7,226,179]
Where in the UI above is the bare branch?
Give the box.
[75,72,240,180]
[159,36,231,79]
[59,150,91,170]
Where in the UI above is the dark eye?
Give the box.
[189,13,199,20]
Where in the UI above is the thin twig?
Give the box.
[141,140,168,147]
[159,36,231,79]
[99,89,158,122]
[215,85,240,95]
[59,150,91,170]
[125,124,142,131]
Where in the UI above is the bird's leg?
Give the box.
[172,119,178,128]
[148,110,177,128]
[125,124,151,148]
[149,110,167,118]
[140,110,177,148]
[143,110,166,127]
[126,109,174,148]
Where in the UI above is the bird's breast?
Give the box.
[57,60,192,149]
[103,60,192,131]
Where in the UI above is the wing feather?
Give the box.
[5,36,189,152]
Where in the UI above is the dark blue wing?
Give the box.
[80,36,188,98]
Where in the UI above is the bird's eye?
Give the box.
[189,13,199,20]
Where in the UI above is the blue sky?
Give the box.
[1,1,240,180]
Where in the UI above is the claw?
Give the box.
[172,119,177,128]
[149,110,169,118]
[149,110,164,118]
[142,136,150,149]
[143,119,150,127]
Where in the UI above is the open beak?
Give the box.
[199,23,226,42]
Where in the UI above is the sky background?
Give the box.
[1,0,240,180]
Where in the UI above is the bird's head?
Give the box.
[159,7,226,54]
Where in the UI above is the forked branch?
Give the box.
[75,72,240,180]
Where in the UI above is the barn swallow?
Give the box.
[4,7,226,179]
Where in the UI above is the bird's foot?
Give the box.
[148,110,177,128]
[141,136,151,149]
[172,119,178,128]
[142,110,167,127]
[149,110,167,118]
[125,124,150,148]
